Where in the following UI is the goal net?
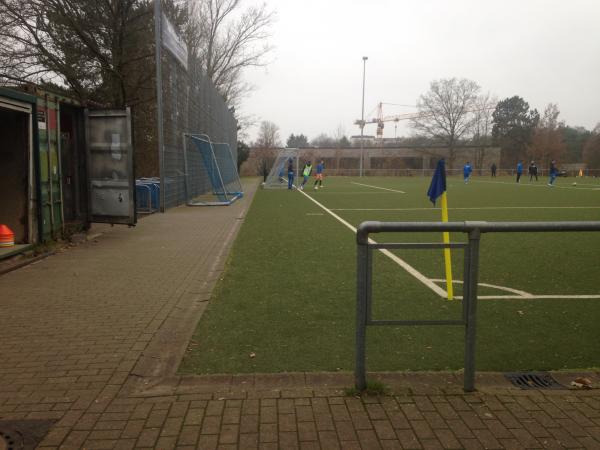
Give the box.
[183,134,243,206]
[263,148,299,189]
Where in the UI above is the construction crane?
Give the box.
[355,102,496,140]
[354,102,421,140]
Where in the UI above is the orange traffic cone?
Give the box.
[0,224,15,247]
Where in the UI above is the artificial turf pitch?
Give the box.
[179,175,600,375]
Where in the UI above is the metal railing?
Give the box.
[355,220,600,392]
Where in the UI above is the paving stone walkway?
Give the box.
[0,178,599,449]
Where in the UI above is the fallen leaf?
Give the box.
[571,377,593,389]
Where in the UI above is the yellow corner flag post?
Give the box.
[427,159,454,300]
[440,192,454,300]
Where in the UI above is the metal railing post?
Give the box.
[462,245,470,322]
[355,242,368,391]
[366,247,373,323]
[464,228,481,392]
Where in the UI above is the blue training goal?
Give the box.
[183,134,243,206]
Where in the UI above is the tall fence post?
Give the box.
[355,242,368,391]
[182,133,190,204]
[154,0,166,212]
[464,227,481,392]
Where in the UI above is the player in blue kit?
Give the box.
[463,161,472,183]
[548,160,558,186]
[516,160,523,183]
[313,160,324,190]
[287,158,294,189]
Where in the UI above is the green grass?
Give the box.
[344,380,389,397]
[179,175,600,375]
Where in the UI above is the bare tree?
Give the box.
[187,0,274,108]
[0,0,156,107]
[527,103,567,165]
[255,120,281,148]
[254,120,280,179]
[331,124,350,148]
[235,112,258,141]
[411,77,480,168]
[582,123,600,170]
[540,103,563,129]
[471,93,497,174]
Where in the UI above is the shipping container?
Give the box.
[0,87,40,257]
[0,85,136,258]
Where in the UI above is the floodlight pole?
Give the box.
[359,56,368,177]
[154,0,166,212]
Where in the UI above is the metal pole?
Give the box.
[55,97,65,234]
[462,245,470,323]
[44,94,54,235]
[154,0,166,212]
[182,133,190,205]
[355,242,368,391]
[360,56,368,177]
[464,228,481,392]
[295,149,299,188]
[366,247,373,323]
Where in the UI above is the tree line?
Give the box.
[250,77,599,170]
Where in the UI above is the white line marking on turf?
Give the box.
[297,189,447,297]
[455,295,600,299]
[350,182,406,194]
[430,279,600,299]
[307,192,400,195]
[330,206,600,211]
[430,279,533,297]
[297,190,600,301]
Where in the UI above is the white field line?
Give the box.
[473,179,600,191]
[455,295,600,299]
[350,182,406,194]
[298,189,600,301]
[429,279,600,300]
[297,189,447,297]
[307,192,399,195]
[430,278,533,297]
[330,206,600,211]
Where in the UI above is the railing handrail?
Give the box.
[357,221,600,244]
[355,219,600,393]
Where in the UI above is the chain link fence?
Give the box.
[155,2,238,210]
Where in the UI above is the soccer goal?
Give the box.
[263,148,300,189]
[183,133,243,206]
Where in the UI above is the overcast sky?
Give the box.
[240,0,600,144]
